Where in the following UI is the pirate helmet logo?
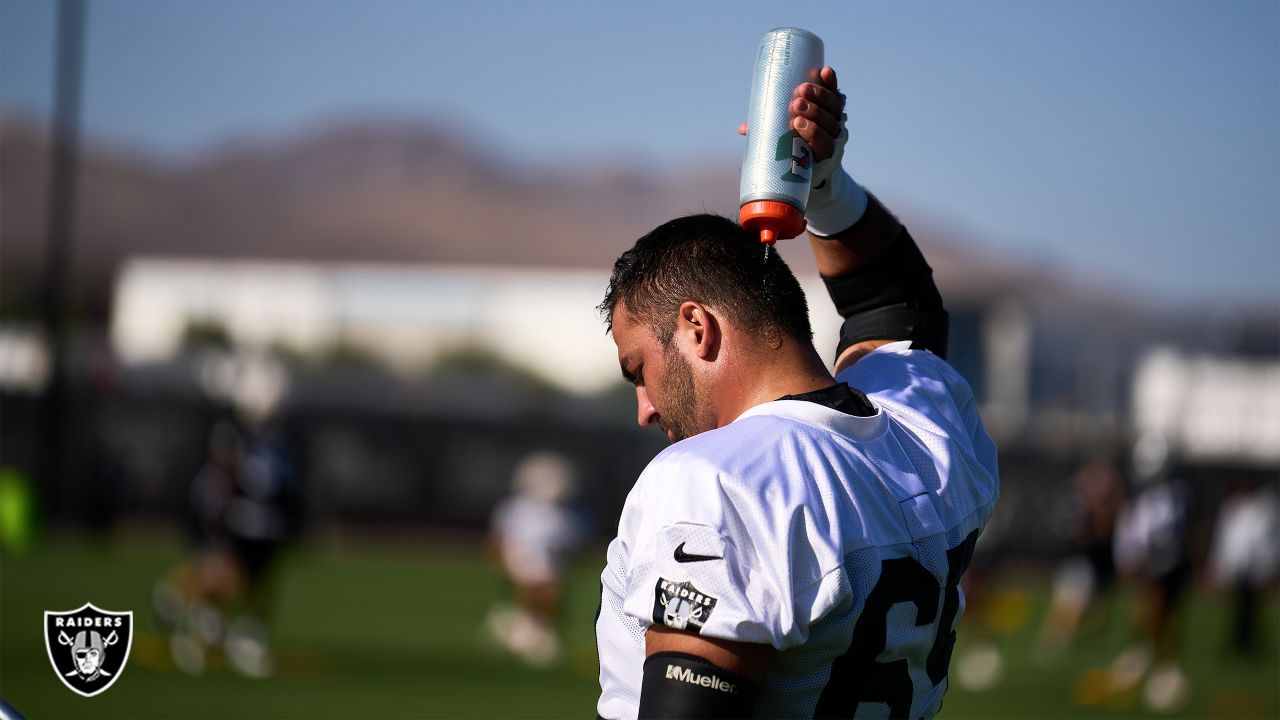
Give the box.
[44,603,133,697]
[652,578,718,634]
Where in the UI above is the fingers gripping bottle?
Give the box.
[739,27,824,245]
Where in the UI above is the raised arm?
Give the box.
[789,67,949,374]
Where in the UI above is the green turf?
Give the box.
[1,533,602,718]
[1,533,1276,718]
[939,572,1280,720]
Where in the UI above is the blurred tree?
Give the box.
[181,320,233,350]
[428,344,559,396]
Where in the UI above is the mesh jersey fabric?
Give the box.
[596,342,999,719]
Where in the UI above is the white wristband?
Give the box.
[806,164,868,237]
[804,123,868,237]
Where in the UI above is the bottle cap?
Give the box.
[740,200,806,245]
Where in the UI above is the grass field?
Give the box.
[1,532,1276,719]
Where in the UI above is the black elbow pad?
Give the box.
[638,652,759,719]
[822,229,949,359]
[836,304,949,360]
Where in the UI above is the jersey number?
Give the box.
[814,530,978,719]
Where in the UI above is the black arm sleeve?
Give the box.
[637,652,759,720]
[822,208,949,360]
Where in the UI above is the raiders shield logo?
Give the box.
[652,578,718,634]
[44,603,133,697]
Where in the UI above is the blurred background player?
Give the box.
[1108,432,1193,713]
[485,451,587,667]
[1036,455,1127,661]
[1208,474,1279,657]
[151,353,300,678]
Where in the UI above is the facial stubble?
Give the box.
[659,342,714,442]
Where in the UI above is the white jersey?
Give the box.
[596,342,999,719]
[492,495,582,585]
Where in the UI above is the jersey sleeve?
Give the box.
[616,450,844,651]
[839,341,1000,535]
[838,342,981,448]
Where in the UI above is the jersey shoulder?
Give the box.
[840,343,983,442]
[840,342,999,530]
[625,405,907,563]
[840,342,973,406]
[636,406,869,506]
[630,414,803,519]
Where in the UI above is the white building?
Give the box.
[110,258,843,395]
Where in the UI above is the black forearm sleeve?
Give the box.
[822,224,949,360]
[637,652,759,719]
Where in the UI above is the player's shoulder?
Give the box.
[629,404,887,536]
[839,342,978,432]
[627,413,813,521]
[840,341,968,393]
[642,406,853,484]
[639,416,783,491]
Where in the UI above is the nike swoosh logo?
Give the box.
[674,542,722,563]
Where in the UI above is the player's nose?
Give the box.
[635,386,659,429]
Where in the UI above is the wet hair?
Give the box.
[598,214,812,346]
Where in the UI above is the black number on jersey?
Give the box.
[814,530,979,719]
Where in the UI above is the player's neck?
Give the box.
[716,341,836,426]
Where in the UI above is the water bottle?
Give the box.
[739,28,824,244]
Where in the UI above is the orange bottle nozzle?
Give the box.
[740,200,806,245]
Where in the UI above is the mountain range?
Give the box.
[1,112,1039,317]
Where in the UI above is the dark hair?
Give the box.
[598,214,812,346]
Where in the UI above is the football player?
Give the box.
[594,65,1000,719]
[485,451,587,666]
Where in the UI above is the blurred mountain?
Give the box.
[1,112,1041,317]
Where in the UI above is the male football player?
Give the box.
[486,451,587,666]
[595,66,1000,719]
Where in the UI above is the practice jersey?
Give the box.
[596,342,999,719]
[492,494,583,584]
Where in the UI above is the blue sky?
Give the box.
[2,0,1277,308]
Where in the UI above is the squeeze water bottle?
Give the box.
[739,27,824,245]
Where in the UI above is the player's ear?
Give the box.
[677,301,719,360]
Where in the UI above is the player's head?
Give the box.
[513,451,576,503]
[599,214,813,440]
[72,631,105,675]
[599,214,812,345]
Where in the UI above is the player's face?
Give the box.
[613,305,713,442]
[653,341,702,441]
